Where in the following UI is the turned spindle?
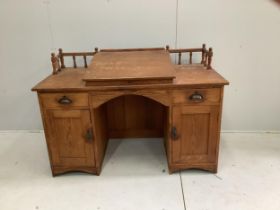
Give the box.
[207,48,213,69]
[166,45,170,51]
[51,53,60,75]
[59,48,65,69]
[189,52,193,64]
[51,53,57,75]
[201,44,206,65]
[83,55,87,68]
[178,52,182,65]
[73,55,77,68]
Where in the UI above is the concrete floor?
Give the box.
[0,132,279,210]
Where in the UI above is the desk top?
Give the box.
[32,64,229,92]
[83,50,175,86]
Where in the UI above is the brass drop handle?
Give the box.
[189,92,203,102]
[85,128,93,142]
[171,126,179,140]
[57,96,72,105]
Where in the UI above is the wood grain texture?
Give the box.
[32,67,228,92]
[83,50,175,85]
[43,109,96,174]
[52,166,98,176]
[33,47,228,176]
[170,105,220,172]
[91,90,171,108]
[173,66,229,86]
[40,93,88,108]
[172,88,221,105]
[85,78,173,86]
[106,95,165,138]
[168,163,217,173]
[91,105,108,175]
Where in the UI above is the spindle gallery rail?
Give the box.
[51,44,213,74]
[51,48,99,75]
[166,44,213,69]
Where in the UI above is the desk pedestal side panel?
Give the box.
[91,105,109,175]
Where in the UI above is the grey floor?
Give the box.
[0,132,279,210]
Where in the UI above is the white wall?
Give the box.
[177,0,280,131]
[0,0,280,131]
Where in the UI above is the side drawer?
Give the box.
[172,88,221,105]
[40,93,89,108]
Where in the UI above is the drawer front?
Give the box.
[40,93,89,108]
[172,88,221,105]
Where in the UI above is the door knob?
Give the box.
[171,126,179,140]
[85,128,93,142]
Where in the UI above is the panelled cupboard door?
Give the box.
[171,105,219,164]
[45,109,95,167]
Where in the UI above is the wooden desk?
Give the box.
[32,45,228,176]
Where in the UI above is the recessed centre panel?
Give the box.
[104,95,166,138]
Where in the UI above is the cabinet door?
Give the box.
[171,106,219,164]
[45,109,95,167]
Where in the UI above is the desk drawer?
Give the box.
[40,93,89,108]
[172,88,221,105]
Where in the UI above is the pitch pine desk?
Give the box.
[32,45,228,176]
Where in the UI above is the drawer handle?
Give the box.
[57,96,72,105]
[189,92,204,102]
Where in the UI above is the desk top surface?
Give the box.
[83,50,175,84]
[32,64,229,92]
